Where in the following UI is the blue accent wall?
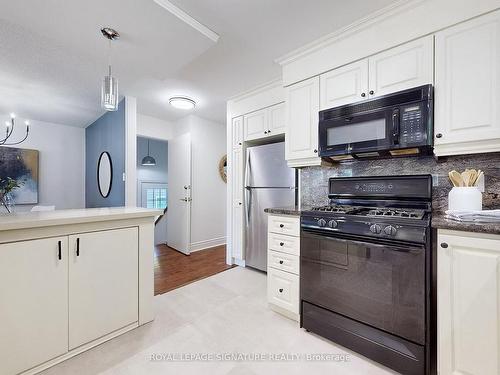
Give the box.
[85,100,125,207]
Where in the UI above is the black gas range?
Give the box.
[300,175,434,375]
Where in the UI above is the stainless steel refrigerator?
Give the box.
[245,142,296,271]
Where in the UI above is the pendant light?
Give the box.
[100,27,120,111]
[141,139,156,166]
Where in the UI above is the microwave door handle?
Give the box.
[392,110,400,144]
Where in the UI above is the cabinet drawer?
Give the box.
[268,232,300,256]
[268,215,300,237]
[268,250,299,275]
[267,268,299,314]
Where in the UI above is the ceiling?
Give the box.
[0,0,397,127]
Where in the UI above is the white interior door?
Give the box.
[167,132,192,254]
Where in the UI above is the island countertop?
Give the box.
[0,207,163,232]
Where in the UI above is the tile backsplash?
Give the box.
[300,153,500,212]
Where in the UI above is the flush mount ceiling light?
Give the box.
[169,96,196,110]
[100,27,120,112]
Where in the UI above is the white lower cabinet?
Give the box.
[0,237,69,375]
[0,227,140,375]
[69,228,139,349]
[438,229,500,375]
[267,214,300,321]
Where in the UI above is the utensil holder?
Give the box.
[448,187,483,211]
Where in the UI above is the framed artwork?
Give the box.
[0,146,39,204]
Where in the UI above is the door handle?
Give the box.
[76,238,80,256]
[279,260,284,264]
[58,240,62,260]
[392,109,400,144]
[180,198,192,202]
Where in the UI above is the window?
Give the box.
[140,182,167,209]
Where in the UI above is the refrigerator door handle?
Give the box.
[245,187,251,226]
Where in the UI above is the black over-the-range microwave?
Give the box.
[318,84,433,160]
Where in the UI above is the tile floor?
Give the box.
[41,267,397,375]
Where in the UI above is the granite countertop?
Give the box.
[264,206,303,216]
[432,212,500,235]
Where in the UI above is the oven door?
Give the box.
[318,107,398,157]
[301,229,425,345]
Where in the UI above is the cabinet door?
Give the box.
[320,59,369,109]
[231,204,244,260]
[285,76,320,161]
[244,108,268,141]
[438,231,500,375]
[434,11,500,155]
[68,228,138,349]
[268,102,285,135]
[232,116,243,148]
[368,35,433,98]
[0,237,68,375]
[231,147,243,205]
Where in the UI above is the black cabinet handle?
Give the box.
[279,288,283,293]
[361,92,366,97]
[436,133,443,139]
[369,90,374,95]
[313,149,318,153]
[76,238,80,256]
[58,241,62,260]
[440,242,448,248]
[268,130,271,133]
[279,224,284,228]
[279,242,284,246]
[238,142,242,145]
[264,130,268,134]
[279,260,284,264]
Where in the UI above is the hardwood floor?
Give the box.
[154,244,235,295]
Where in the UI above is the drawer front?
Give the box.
[268,250,299,275]
[268,215,300,237]
[268,232,300,256]
[267,268,299,314]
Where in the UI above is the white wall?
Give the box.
[174,115,227,251]
[137,113,175,141]
[1,115,85,212]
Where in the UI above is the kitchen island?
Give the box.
[0,207,161,375]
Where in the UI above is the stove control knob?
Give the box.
[317,219,327,227]
[384,225,397,236]
[328,220,338,228]
[369,224,382,234]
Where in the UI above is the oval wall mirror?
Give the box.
[97,151,113,198]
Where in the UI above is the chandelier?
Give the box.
[100,27,120,111]
[1,113,30,145]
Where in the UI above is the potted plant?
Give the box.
[0,177,24,213]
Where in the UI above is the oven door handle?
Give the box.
[301,228,425,253]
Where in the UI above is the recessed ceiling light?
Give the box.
[169,96,196,110]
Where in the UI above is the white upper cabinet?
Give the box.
[285,76,321,167]
[320,59,369,110]
[243,103,285,141]
[434,10,500,156]
[232,116,243,148]
[269,102,285,135]
[244,108,268,141]
[369,35,434,98]
[438,230,500,375]
[319,36,433,110]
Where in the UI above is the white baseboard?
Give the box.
[190,236,226,252]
